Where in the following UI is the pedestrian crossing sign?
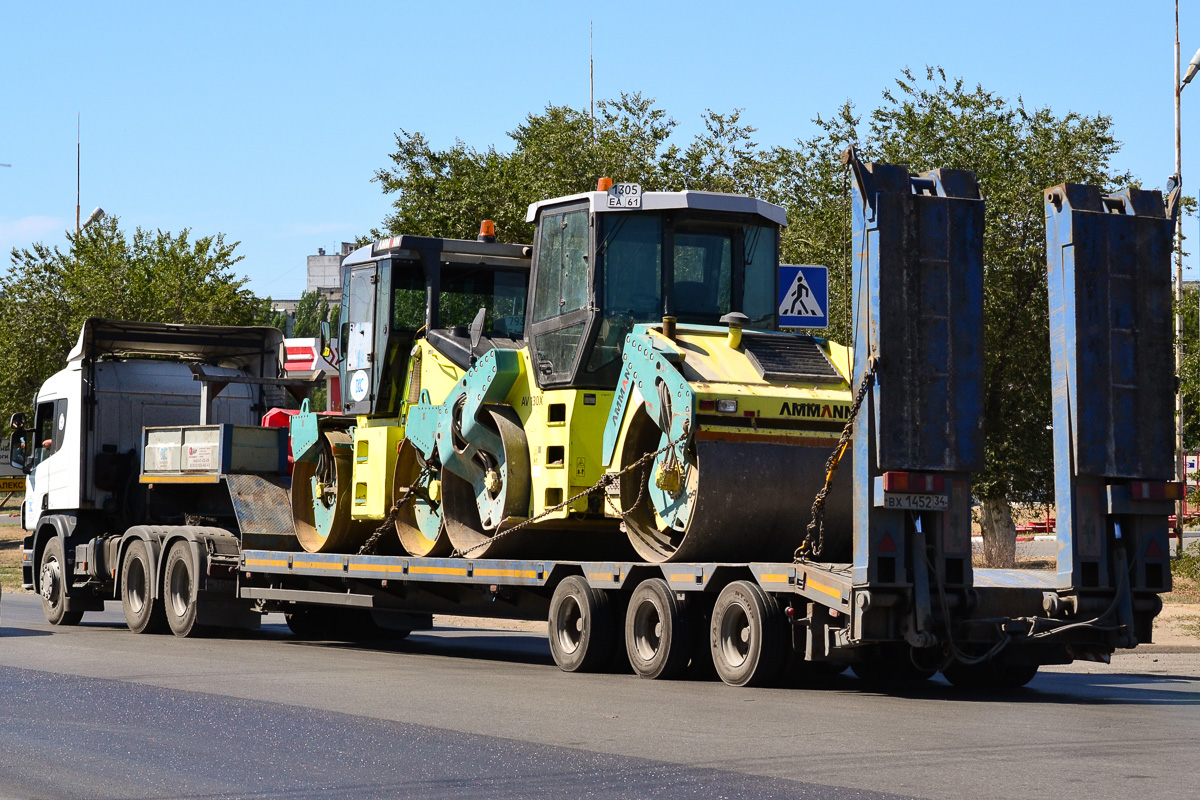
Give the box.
[777,265,828,328]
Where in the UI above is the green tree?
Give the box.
[373,92,770,244]
[1,216,269,420]
[292,289,331,339]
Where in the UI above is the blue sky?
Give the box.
[2,1,1197,299]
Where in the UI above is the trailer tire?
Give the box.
[851,645,936,685]
[163,541,207,638]
[38,538,83,626]
[548,576,614,673]
[625,578,691,679]
[285,607,335,640]
[121,540,165,634]
[710,580,786,687]
[942,659,1038,690]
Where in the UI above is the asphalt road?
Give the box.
[1,593,1198,800]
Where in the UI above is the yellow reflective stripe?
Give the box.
[807,578,842,600]
[244,558,287,568]
[475,568,537,579]
[759,573,789,583]
[587,572,619,582]
[348,563,406,574]
[292,560,333,570]
[139,474,221,484]
[668,573,695,582]
[410,565,469,577]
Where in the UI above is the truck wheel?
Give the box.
[942,659,1038,690]
[121,540,166,634]
[625,578,691,679]
[38,538,83,626]
[548,576,614,673]
[710,580,785,687]
[285,607,336,640]
[163,541,207,638]
[851,645,937,685]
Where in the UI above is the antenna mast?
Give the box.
[76,113,81,236]
[590,22,595,139]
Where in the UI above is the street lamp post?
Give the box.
[1174,2,1200,550]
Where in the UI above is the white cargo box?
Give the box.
[141,424,286,481]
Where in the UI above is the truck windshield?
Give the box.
[586,214,777,376]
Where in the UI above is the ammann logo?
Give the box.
[779,402,851,420]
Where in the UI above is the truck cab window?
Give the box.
[33,401,56,466]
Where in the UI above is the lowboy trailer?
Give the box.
[15,154,1178,688]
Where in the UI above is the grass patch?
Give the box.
[0,525,26,592]
[1166,541,1200,604]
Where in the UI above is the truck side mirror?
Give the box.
[8,430,26,473]
[9,412,25,430]
[319,321,332,360]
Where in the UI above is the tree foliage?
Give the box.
[292,289,332,339]
[0,217,269,419]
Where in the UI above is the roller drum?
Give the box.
[292,431,374,554]
[622,436,853,564]
[393,440,450,557]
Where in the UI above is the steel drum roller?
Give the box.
[621,430,853,564]
[292,431,374,554]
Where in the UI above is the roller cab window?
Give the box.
[528,205,591,386]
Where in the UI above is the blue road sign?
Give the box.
[777,265,828,328]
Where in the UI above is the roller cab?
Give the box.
[290,234,532,554]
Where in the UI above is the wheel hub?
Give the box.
[40,560,59,603]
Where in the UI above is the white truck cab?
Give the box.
[12,319,291,627]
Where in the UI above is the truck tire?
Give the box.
[851,645,937,685]
[163,541,207,638]
[710,580,786,687]
[38,538,83,626]
[625,578,691,679]
[285,607,336,640]
[286,607,412,641]
[548,576,614,673]
[942,659,1038,690]
[121,540,166,634]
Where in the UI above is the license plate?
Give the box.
[882,493,949,511]
[606,183,642,208]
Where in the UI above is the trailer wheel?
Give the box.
[286,607,412,641]
[163,541,207,638]
[548,576,614,673]
[121,540,165,634]
[38,538,83,626]
[942,659,1038,690]
[285,607,334,640]
[710,580,786,687]
[851,645,936,685]
[625,578,691,679]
